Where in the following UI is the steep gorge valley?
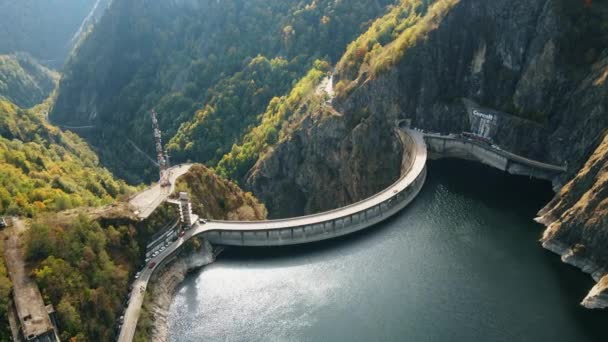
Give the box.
[0,0,607,341]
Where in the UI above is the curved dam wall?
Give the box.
[203,171,426,246]
[116,128,427,342]
[199,128,427,247]
[424,134,565,182]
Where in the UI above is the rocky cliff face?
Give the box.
[248,0,607,216]
[335,0,608,171]
[246,102,403,218]
[583,275,608,309]
[246,0,608,304]
[537,132,608,308]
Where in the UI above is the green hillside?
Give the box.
[51,0,397,183]
[0,99,134,217]
[0,53,58,108]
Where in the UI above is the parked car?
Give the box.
[148,261,156,269]
[0,217,7,228]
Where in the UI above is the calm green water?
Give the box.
[168,160,607,341]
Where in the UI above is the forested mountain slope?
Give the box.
[51,0,397,183]
[0,77,268,341]
[0,0,102,66]
[23,162,266,341]
[0,99,133,217]
[0,53,57,108]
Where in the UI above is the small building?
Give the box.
[179,192,195,228]
[13,278,59,341]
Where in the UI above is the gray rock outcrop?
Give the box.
[246,0,608,305]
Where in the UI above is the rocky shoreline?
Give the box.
[535,132,608,310]
[582,276,608,309]
[140,128,607,342]
[144,239,215,341]
[537,234,608,309]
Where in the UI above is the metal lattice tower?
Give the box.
[151,109,171,187]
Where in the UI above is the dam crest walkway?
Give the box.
[118,127,427,341]
[422,131,567,181]
[118,126,567,341]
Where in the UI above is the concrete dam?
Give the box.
[118,127,427,342]
[119,126,567,342]
[423,132,567,182]
[203,128,427,246]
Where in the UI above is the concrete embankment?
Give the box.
[424,134,565,184]
[122,128,426,342]
[142,239,215,341]
[203,128,426,247]
[140,130,423,339]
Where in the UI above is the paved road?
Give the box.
[117,129,426,342]
[128,164,193,219]
[118,128,564,341]
[116,125,570,341]
[3,218,28,342]
[4,218,59,340]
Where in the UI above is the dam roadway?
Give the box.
[129,163,194,219]
[117,126,566,341]
[117,128,427,342]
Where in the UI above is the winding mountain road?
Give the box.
[128,164,193,219]
[117,123,569,341]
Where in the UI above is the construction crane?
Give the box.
[151,109,171,187]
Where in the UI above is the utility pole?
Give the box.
[151,109,171,187]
